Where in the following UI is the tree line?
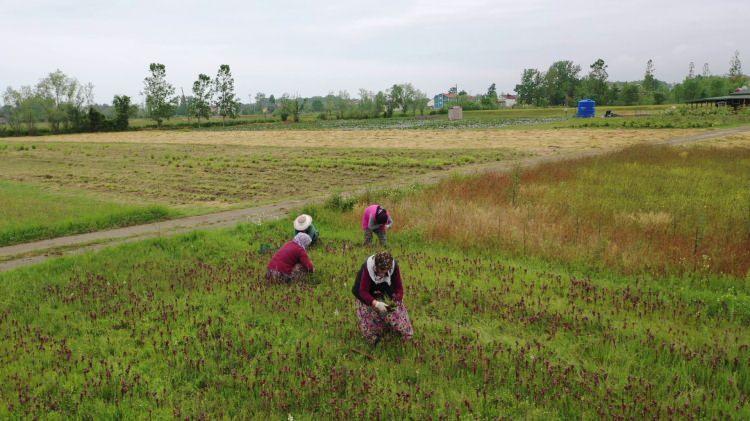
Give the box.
[1,71,135,136]
[514,51,747,107]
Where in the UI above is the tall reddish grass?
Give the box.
[390,145,750,277]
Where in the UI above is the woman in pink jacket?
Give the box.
[361,204,393,246]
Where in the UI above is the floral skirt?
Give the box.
[356,300,413,344]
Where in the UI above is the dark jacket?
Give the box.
[352,260,403,306]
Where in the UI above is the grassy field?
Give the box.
[0,180,175,246]
[0,139,520,208]
[0,142,748,418]
[0,128,700,238]
[390,144,750,278]
[6,104,737,136]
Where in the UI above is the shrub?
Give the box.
[324,192,356,212]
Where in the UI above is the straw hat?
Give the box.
[294,214,313,231]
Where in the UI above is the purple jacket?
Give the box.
[361,204,393,231]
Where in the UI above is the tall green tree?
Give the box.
[401,83,416,115]
[142,63,177,127]
[583,59,609,104]
[544,60,581,106]
[192,73,213,125]
[515,68,542,105]
[36,69,91,132]
[387,84,404,115]
[112,95,132,131]
[214,64,239,124]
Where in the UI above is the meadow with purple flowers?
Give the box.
[0,142,749,418]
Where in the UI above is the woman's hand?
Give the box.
[372,300,388,313]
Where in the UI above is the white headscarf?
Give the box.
[366,254,395,285]
[292,233,312,250]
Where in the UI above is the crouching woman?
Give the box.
[266,233,314,283]
[352,251,414,344]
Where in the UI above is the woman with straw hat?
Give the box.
[294,214,319,245]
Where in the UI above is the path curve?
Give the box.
[1,125,748,272]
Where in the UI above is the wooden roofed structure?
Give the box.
[686,87,750,109]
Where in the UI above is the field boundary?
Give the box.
[1,125,749,272]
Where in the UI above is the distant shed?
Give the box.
[686,87,750,109]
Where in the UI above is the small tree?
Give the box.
[481,83,498,109]
[142,63,177,127]
[214,64,239,125]
[643,59,657,93]
[112,95,131,130]
[386,84,404,117]
[401,83,416,115]
[374,91,387,117]
[413,89,429,115]
[192,73,213,125]
[729,50,744,83]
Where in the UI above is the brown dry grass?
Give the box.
[697,131,750,148]
[1,128,704,155]
[385,144,750,277]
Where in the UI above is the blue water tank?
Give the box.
[577,99,596,118]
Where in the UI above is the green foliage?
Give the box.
[544,60,581,106]
[214,64,239,123]
[621,83,641,105]
[112,95,131,131]
[324,192,356,212]
[86,107,109,132]
[192,74,213,124]
[142,63,177,127]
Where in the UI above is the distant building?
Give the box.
[686,86,750,109]
[499,94,517,108]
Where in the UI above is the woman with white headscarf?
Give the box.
[266,233,314,283]
[352,251,414,344]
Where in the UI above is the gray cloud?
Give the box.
[0,0,745,103]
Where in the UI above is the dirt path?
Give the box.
[2,126,748,272]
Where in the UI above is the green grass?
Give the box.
[0,150,748,417]
[0,180,176,246]
[3,105,746,137]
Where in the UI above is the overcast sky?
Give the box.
[0,0,745,103]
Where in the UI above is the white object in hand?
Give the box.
[373,300,388,313]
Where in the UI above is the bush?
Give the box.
[324,193,356,212]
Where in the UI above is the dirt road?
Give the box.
[2,125,748,272]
